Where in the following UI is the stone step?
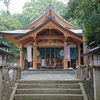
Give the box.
[14,94,84,100]
[16,88,82,94]
[16,80,81,84]
[18,84,80,89]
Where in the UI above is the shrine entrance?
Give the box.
[37,47,63,69]
[0,5,82,70]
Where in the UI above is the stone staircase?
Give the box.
[10,80,88,100]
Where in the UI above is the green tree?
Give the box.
[75,0,100,45]
[63,0,81,27]
[0,10,22,52]
[0,0,10,11]
[13,13,28,27]
[64,0,100,45]
[22,0,66,24]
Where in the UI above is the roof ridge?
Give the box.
[15,15,82,40]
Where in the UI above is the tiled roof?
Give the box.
[0,48,13,55]
[0,42,10,48]
[15,15,82,39]
[82,46,100,56]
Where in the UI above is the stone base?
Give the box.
[69,67,73,70]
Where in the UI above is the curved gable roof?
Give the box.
[23,5,78,30]
[15,15,82,40]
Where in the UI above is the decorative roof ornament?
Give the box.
[46,1,54,11]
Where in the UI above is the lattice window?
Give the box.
[93,55,100,65]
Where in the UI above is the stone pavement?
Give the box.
[9,69,77,80]
[20,70,77,80]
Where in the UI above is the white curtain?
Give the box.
[65,46,70,61]
[27,45,32,62]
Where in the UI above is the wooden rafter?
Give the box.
[18,37,34,47]
[17,21,82,42]
[37,35,64,42]
[3,35,20,47]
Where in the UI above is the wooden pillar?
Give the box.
[20,45,24,69]
[76,44,81,65]
[22,59,25,69]
[63,44,68,69]
[93,66,100,100]
[33,45,37,69]
[0,66,2,100]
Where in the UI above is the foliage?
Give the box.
[22,0,66,25]
[0,0,10,11]
[64,0,100,45]
[75,0,100,45]
[0,0,66,53]
[13,13,28,27]
[0,10,22,53]
[63,0,81,27]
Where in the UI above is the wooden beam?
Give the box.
[17,21,82,43]
[76,44,81,65]
[33,45,37,68]
[37,42,64,47]
[64,38,68,69]
[49,21,82,41]
[70,37,81,45]
[20,44,24,69]
[18,37,34,46]
[3,35,20,47]
[37,35,64,41]
[16,22,51,41]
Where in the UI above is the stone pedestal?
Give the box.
[3,67,10,80]
[13,66,21,81]
[0,66,3,100]
[93,66,100,100]
[76,65,87,80]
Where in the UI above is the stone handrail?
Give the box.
[79,83,88,100]
[9,83,19,100]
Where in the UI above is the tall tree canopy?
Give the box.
[0,0,10,11]
[64,0,100,45]
[63,0,81,27]
[75,0,100,45]
[22,0,66,25]
[0,10,22,52]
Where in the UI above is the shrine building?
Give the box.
[0,5,82,70]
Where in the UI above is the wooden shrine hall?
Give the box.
[0,5,82,70]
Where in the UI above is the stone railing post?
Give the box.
[93,66,100,100]
[13,66,21,81]
[0,66,3,100]
[76,65,87,80]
